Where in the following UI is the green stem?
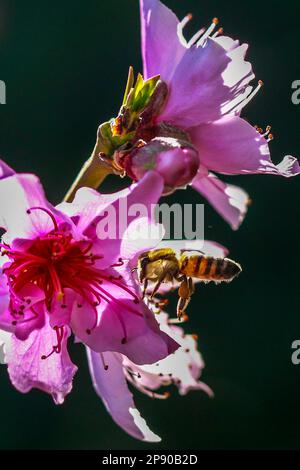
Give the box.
[64,138,112,203]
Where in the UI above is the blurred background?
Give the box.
[0,0,299,450]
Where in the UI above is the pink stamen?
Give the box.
[27,207,59,232]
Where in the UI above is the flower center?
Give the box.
[0,207,141,349]
[2,226,103,310]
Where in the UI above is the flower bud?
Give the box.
[128,137,200,195]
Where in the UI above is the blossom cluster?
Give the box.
[0,0,298,442]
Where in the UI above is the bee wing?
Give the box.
[157,240,228,258]
[179,249,206,259]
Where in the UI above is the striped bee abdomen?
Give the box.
[180,255,242,282]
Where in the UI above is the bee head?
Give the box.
[137,252,151,282]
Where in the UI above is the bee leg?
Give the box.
[177,296,190,320]
[188,276,195,295]
[150,274,166,299]
[177,276,194,319]
[142,278,148,298]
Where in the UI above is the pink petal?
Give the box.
[213,37,255,115]
[190,116,300,177]
[139,4,255,127]
[71,265,179,365]
[0,160,14,179]
[48,288,75,328]
[57,186,129,234]
[123,312,213,398]
[159,38,231,128]
[191,171,249,230]
[7,318,77,404]
[72,295,178,366]
[0,284,46,339]
[0,169,73,244]
[140,0,185,81]
[87,348,161,442]
[67,171,164,269]
[120,217,165,260]
[213,36,240,52]
[59,171,163,234]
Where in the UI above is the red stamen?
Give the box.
[100,353,109,371]
[110,257,124,268]
[12,306,39,326]
[41,326,64,359]
[2,211,143,349]
[101,275,140,303]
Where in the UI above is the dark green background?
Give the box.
[0,0,299,450]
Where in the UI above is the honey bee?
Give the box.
[138,248,242,318]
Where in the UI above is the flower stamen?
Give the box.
[212,27,224,38]
[41,326,65,360]
[197,18,219,47]
[234,80,264,114]
[177,13,193,46]
[100,353,109,371]
[27,207,59,232]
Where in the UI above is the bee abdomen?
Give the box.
[216,258,242,281]
[181,256,241,282]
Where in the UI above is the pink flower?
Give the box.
[86,239,227,441]
[117,0,300,229]
[87,310,212,442]
[0,160,178,403]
